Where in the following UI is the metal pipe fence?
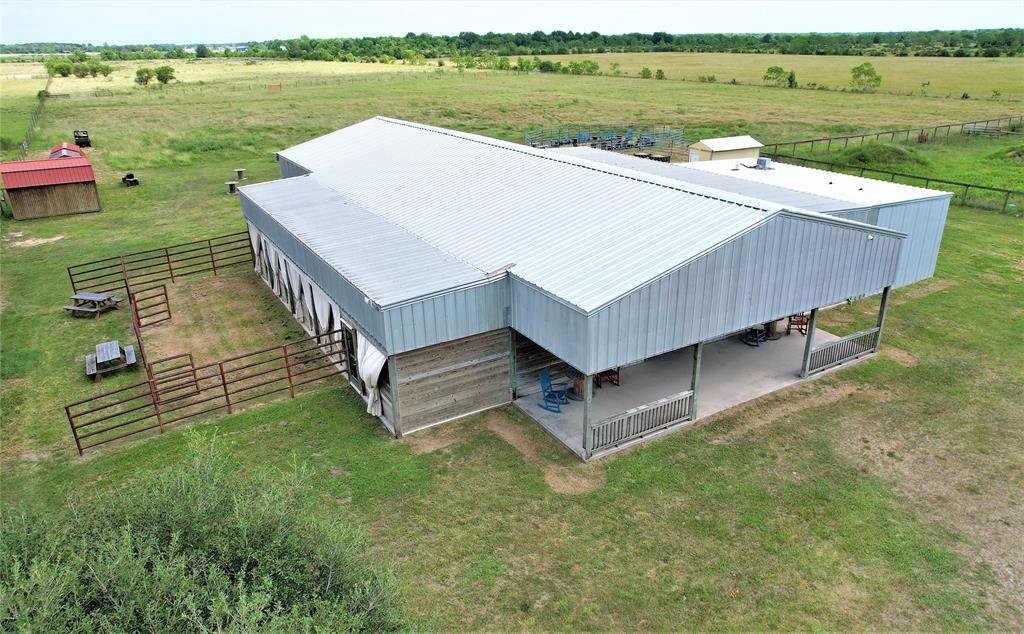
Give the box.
[65,327,349,455]
[763,115,1024,157]
[763,152,1024,213]
[524,123,687,156]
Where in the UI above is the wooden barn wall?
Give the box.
[514,333,572,399]
[9,182,101,220]
[394,328,511,433]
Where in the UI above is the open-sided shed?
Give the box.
[242,117,905,458]
[0,156,100,220]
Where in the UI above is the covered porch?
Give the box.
[515,320,866,460]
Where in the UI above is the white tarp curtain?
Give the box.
[302,280,316,328]
[357,336,388,416]
[246,223,260,273]
[311,285,333,335]
[285,260,304,317]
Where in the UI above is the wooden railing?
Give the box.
[67,231,253,296]
[589,390,694,454]
[807,327,879,375]
[65,328,348,456]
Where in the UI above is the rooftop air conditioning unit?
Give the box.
[756,157,772,170]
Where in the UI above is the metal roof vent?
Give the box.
[755,157,772,170]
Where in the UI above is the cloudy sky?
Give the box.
[1,0,1020,45]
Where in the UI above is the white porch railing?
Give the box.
[589,390,694,454]
[807,327,879,375]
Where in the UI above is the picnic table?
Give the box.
[64,292,122,318]
[85,340,137,381]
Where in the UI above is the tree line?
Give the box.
[2,28,1021,61]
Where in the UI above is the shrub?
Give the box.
[135,67,154,85]
[0,436,404,632]
[71,63,89,78]
[640,66,653,79]
[850,61,882,91]
[763,65,788,86]
[655,69,666,80]
[154,65,176,84]
[835,141,928,168]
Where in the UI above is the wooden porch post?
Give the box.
[582,374,593,461]
[799,308,819,378]
[387,355,403,437]
[874,286,892,350]
[690,342,703,420]
[508,330,518,400]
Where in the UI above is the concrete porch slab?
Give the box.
[514,328,839,458]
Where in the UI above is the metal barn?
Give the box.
[241,117,910,459]
[0,157,101,220]
[552,148,951,289]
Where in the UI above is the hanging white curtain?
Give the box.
[357,336,388,416]
[286,261,304,317]
[246,223,261,275]
[302,280,317,329]
[311,285,333,335]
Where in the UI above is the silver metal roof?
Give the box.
[240,176,485,307]
[269,117,899,314]
[550,147,864,215]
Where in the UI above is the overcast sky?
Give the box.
[1,0,1021,45]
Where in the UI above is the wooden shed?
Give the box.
[687,135,763,162]
[0,157,101,220]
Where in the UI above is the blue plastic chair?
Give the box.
[538,367,570,413]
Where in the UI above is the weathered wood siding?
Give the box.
[9,182,101,220]
[514,334,572,398]
[394,329,511,433]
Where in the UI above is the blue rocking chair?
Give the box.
[538,367,570,413]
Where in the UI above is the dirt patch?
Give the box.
[8,234,65,247]
[403,422,468,454]
[881,346,918,367]
[709,383,889,445]
[484,411,605,494]
[893,279,958,303]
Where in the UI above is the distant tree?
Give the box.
[655,68,666,80]
[46,59,72,77]
[71,63,89,78]
[154,65,175,84]
[787,70,798,87]
[762,65,788,86]
[640,66,653,79]
[135,67,154,85]
[609,61,622,76]
[67,50,88,63]
[850,61,882,90]
[195,44,211,58]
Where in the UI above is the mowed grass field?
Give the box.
[1,58,1022,629]
[539,51,1024,99]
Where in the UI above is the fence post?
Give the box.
[1002,191,1011,213]
[800,308,819,378]
[219,362,232,413]
[205,239,218,275]
[164,247,175,282]
[148,378,165,433]
[874,286,891,350]
[963,185,970,203]
[66,405,84,456]
[283,345,295,398]
[119,255,132,296]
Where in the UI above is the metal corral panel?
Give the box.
[586,213,902,373]
[877,198,949,287]
[551,147,866,215]
[277,154,311,178]
[381,279,509,354]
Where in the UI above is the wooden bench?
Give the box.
[64,304,101,317]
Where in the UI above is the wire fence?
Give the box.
[14,76,52,161]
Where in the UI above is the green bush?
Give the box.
[835,141,929,167]
[135,67,154,85]
[154,65,176,84]
[0,437,404,631]
[639,67,652,79]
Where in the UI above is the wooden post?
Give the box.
[387,355,402,436]
[582,374,593,460]
[690,342,703,421]
[874,286,891,350]
[800,308,819,378]
[507,330,518,400]
[283,346,295,398]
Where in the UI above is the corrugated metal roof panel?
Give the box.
[239,176,486,307]
[685,158,952,206]
[49,143,84,157]
[549,147,863,215]
[693,135,764,152]
[0,157,95,189]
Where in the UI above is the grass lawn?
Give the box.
[0,74,47,160]
[1,58,1022,629]
[537,51,1024,100]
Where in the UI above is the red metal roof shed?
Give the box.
[49,142,85,158]
[0,157,95,190]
